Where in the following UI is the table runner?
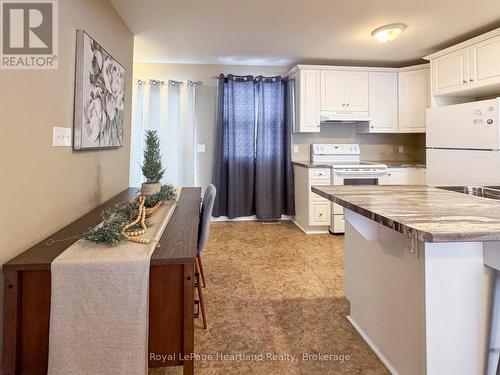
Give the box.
[48,191,180,375]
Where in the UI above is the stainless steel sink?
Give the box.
[437,186,500,200]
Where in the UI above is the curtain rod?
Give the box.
[135,79,204,86]
[214,74,287,81]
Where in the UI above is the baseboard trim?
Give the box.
[346,315,399,375]
[292,220,329,234]
[212,215,292,222]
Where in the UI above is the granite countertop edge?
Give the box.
[293,160,426,168]
[311,185,500,243]
[311,186,434,242]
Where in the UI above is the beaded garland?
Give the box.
[121,196,152,244]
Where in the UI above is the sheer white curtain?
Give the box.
[129,80,197,187]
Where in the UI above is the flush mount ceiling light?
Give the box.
[371,23,406,42]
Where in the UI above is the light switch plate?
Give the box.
[293,144,299,154]
[398,145,404,154]
[197,144,206,153]
[53,127,72,147]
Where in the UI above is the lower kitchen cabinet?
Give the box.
[309,202,330,225]
[293,165,331,234]
[293,165,426,234]
[380,167,426,185]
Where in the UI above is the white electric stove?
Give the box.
[311,144,388,233]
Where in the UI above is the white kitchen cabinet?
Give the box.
[344,72,369,111]
[380,168,407,185]
[320,71,344,111]
[308,179,330,201]
[470,34,500,88]
[425,29,500,97]
[366,72,398,133]
[320,71,369,112]
[309,203,330,226]
[432,48,469,95]
[293,165,331,233]
[289,64,429,135]
[293,69,320,133]
[380,167,426,185]
[398,67,430,133]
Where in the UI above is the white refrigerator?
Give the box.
[427,98,500,186]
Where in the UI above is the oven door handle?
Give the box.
[333,169,388,176]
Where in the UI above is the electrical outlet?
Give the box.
[196,144,206,153]
[398,145,405,154]
[293,144,299,154]
[53,127,72,147]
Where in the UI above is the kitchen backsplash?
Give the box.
[292,125,425,162]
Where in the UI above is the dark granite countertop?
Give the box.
[368,160,426,168]
[293,160,426,168]
[292,161,333,168]
[311,185,500,243]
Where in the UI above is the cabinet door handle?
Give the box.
[469,79,474,82]
[462,80,467,84]
[346,104,350,107]
[342,104,345,106]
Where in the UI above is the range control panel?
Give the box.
[311,144,360,155]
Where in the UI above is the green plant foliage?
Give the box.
[81,184,176,246]
[81,217,126,246]
[102,200,139,221]
[141,130,165,183]
[144,184,176,207]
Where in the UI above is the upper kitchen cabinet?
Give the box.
[291,68,321,133]
[289,64,430,134]
[398,66,430,133]
[320,70,369,121]
[320,71,344,111]
[425,28,500,97]
[432,48,469,95]
[470,34,500,89]
[365,72,398,133]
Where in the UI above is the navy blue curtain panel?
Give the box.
[213,75,256,218]
[212,74,295,219]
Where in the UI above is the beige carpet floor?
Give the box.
[150,220,389,375]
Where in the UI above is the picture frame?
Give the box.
[73,30,125,150]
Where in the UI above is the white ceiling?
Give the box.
[110,0,500,67]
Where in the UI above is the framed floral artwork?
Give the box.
[73,30,125,150]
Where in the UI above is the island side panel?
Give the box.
[344,209,426,375]
[424,241,495,375]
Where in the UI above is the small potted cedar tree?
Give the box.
[141,130,165,196]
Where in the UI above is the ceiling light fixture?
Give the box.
[371,23,406,43]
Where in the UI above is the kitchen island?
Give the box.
[312,185,500,375]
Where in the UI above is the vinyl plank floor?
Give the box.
[150,221,389,375]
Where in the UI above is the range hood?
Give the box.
[320,110,370,123]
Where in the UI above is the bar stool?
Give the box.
[195,184,216,329]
